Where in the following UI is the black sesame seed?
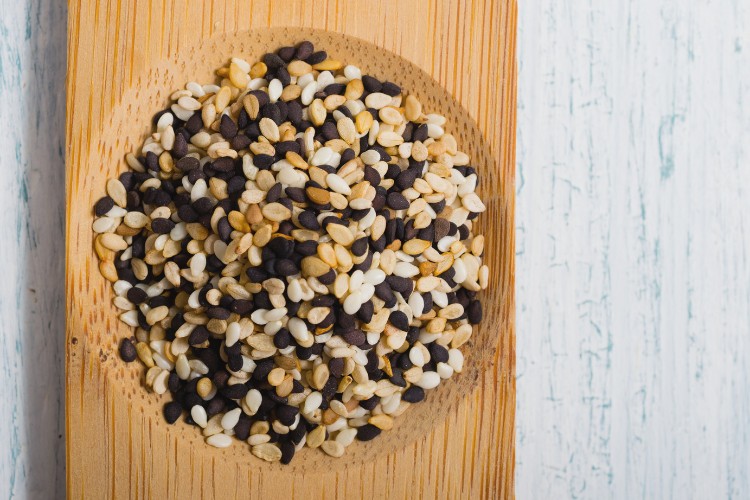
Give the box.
[318,269,336,285]
[126,286,148,305]
[328,358,344,378]
[234,414,252,440]
[305,50,327,65]
[388,310,409,332]
[217,217,232,241]
[188,326,210,346]
[289,423,306,444]
[413,123,429,142]
[221,383,249,400]
[230,134,252,151]
[212,157,235,173]
[173,132,188,158]
[374,282,396,308]
[359,395,380,411]
[356,300,374,324]
[151,217,175,234]
[351,237,368,256]
[277,45,296,62]
[356,424,381,442]
[280,440,296,465]
[119,338,137,362]
[362,75,382,93]
[406,326,420,345]
[145,151,159,171]
[342,329,366,346]
[262,52,285,69]
[163,401,183,424]
[402,385,425,403]
[94,196,114,216]
[207,307,230,320]
[467,300,483,324]
[275,259,298,276]
[212,371,230,389]
[295,41,314,60]
[430,343,450,363]
[254,154,275,170]
[386,192,409,210]
[381,81,401,96]
[276,405,299,426]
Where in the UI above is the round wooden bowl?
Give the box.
[70,28,504,474]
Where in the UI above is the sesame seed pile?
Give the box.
[92,41,489,464]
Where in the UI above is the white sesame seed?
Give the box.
[119,310,139,327]
[190,178,207,201]
[189,253,206,277]
[248,78,267,91]
[414,371,440,390]
[186,81,205,97]
[461,192,487,213]
[225,322,241,347]
[113,280,132,296]
[360,149,380,165]
[343,291,363,315]
[299,80,317,105]
[311,146,334,166]
[152,369,170,394]
[336,428,358,447]
[170,104,193,121]
[92,217,115,233]
[268,79,283,102]
[248,434,271,446]
[431,290,449,308]
[191,405,208,428]
[394,262,419,278]
[206,433,233,448]
[189,359,209,375]
[326,174,351,195]
[245,389,262,415]
[452,258,468,284]
[287,317,306,337]
[221,408,242,430]
[303,391,323,414]
[365,92,392,110]
[437,362,454,379]
[287,279,303,303]
[316,71,334,91]
[349,270,364,291]
[176,354,191,380]
[409,347,425,367]
[363,268,386,285]
[331,347,356,358]
[250,309,268,325]
[263,307,287,322]
[359,283,375,302]
[343,65,361,80]
[408,293,425,317]
[448,348,464,373]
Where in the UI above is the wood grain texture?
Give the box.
[65,1,516,498]
[516,1,750,498]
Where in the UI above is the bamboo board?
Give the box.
[66,1,516,498]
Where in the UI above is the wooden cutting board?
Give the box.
[66,1,516,498]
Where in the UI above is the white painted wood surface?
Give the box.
[1,0,748,498]
[0,0,67,498]
[516,1,750,499]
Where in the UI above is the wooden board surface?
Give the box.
[66,1,516,498]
